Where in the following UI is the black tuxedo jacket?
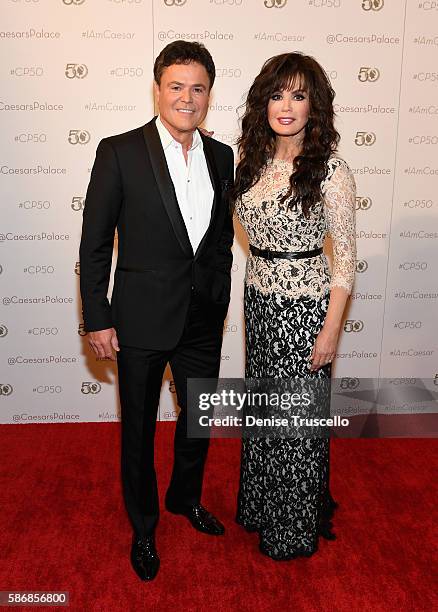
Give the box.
[79,117,234,350]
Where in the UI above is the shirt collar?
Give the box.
[156,115,203,152]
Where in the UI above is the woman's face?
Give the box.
[267,81,310,144]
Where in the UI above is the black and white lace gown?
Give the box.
[234,157,356,560]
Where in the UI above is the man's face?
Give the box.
[154,62,211,136]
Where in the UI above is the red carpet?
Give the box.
[0,423,436,612]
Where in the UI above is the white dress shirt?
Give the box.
[156,115,214,254]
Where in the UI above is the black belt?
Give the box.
[249,245,323,261]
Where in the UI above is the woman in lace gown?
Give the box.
[232,53,356,560]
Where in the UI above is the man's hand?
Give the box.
[88,328,120,361]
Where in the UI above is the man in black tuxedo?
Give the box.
[79,41,234,581]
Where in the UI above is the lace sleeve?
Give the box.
[322,159,357,294]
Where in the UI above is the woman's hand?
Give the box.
[308,324,339,372]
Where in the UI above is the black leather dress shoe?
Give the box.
[166,503,225,535]
[130,534,160,581]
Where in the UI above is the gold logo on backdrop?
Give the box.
[71,197,85,212]
[81,382,102,394]
[62,0,86,5]
[78,323,87,336]
[65,64,88,79]
[340,377,360,389]
[164,0,187,6]
[0,384,13,396]
[356,259,368,273]
[68,130,91,145]
[362,0,384,11]
[344,320,364,333]
[355,196,373,210]
[264,0,288,8]
[355,131,376,146]
[358,67,380,82]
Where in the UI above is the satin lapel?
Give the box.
[142,119,193,257]
[195,132,222,258]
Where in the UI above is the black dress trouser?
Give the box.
[116,291,224,538]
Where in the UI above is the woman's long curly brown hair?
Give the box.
[231,52,340,217]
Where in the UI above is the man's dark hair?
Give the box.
[153,41,215,89]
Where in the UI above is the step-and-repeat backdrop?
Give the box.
[1,0,437,423]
